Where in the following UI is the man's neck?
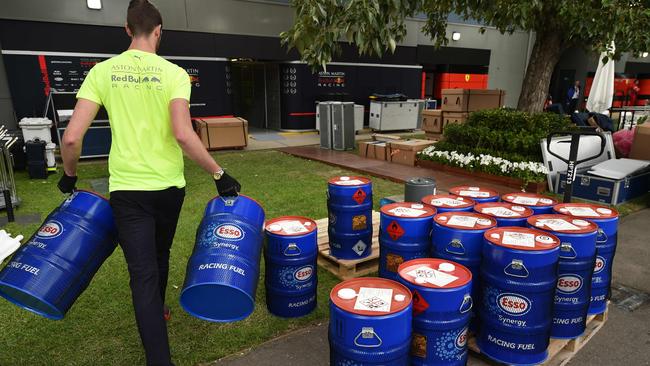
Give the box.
[128,37,157,54]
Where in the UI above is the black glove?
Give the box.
[215,171,241,197]
[57,173,78,194]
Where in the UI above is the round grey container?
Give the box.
[404,177,436,203]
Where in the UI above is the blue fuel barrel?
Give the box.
[180,195,265,322]
[421,194,476,213]
[449,186,499,204]
[501,193,558,215]
[329,277,413,365]
[0,190,117,320]
[432,211,496,305]
[554,204,619,315]
[528,214,598,339]
[327,176,373,259]
[474,202,534,227]
[379,203,436,281]
[398,258,473,366]
[477,227,560,365]
[264,216,318,318]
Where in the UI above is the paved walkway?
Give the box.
[214,210,650,366]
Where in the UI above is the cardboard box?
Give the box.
[630,124,650,160]
[194,117,248,150]
[441,89,505,112]
[443,112,470,130]
[421,109,443,133]
[359,141,388,160]
[388,139,435,166]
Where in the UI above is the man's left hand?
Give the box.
[57,174,78,194]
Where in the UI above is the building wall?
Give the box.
[0,41,15,127]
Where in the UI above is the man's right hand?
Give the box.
[57,173,78,194]
[215,172,241,197]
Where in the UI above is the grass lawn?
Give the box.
[0,149,403,366]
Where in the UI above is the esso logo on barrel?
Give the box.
[294,266,314,281]
[214,224,244,241]
[594,256,606,274]
[557,275,583,294]
[455,327,468,349]
[497,293,531,316]
[37,221,63,239]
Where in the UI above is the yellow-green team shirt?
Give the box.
[77,49,190,192]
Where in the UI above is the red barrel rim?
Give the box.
[421,194,475,209]
[474,202,534,218]
[265,216,317,236]
[527,214,598,234]
[484,227,560,251]
[553,203,619,219]
[449,185,499,199]
[434,211,497,230]
[398,258,472,288]
[330,277,412,316]
[328,176,371,186]
[380,202,437,218]
[501,192,557,207]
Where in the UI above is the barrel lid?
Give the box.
[381,202,436,218]
[328,176,371,186]
[553,203,619,219]
[265,216,317,236]
[406,177,436,186]
[485,227,560,251]
[434,211,497,230]
[501,192,557,207]
[527,214,598,234]
[449,185,499,199]
[474,202,533,218]
[398,258,471,289]
[330,277,412,316]
[421,194,475,209]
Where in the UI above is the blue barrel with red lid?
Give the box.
[474,202,534,227]
[449,186,499,204]
[502,192,558,215]
[327,176,373,259]
[421,194,476,213]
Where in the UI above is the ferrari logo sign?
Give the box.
[465,74,471,82]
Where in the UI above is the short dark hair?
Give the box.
[127,0,162,37]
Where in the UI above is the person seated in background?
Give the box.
[544,94,565,115]
[566,80,581,114]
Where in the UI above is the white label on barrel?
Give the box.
[335,179,365,186]
[564,206,600,217]
[354,287,393,312]
[459,190,489,198]
[431,198,465,207]
[481,207,521,217]
[512,196,540,205]
[388,206,428,217]
[448,215,478,228]
[502,231,535,248]
[406,266,459,287]
[278,220,309,234]
[537,219,580,231]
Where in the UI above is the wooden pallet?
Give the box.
[467,305,609,366]
[314,211,380,280]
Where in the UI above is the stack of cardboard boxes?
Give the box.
[193,117,249,150]
[358,135,435,166]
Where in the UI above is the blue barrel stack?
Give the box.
[379,203,436,281]
[474,202,534,227]
[329,277,413,365]
[264,216,318,318]
[0,190,118,320]
[554,203,620,315]
[501,192,558,215]
[421,194,476,214]
[449,186,500,204]
[528,214,598,339]
[478,227,560,365]
[180,195,265,323]
[398,258,473,366]
[327,176,373,259]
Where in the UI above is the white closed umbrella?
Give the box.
[586,42,616,114]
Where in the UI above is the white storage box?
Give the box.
[369,100,419,131]
[19,118,53,143]
[45,143,56,169]
[354,104,364,132]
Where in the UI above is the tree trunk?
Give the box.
[517,31,566,113]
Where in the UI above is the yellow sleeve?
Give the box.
[170,67,191,101]
[76,66,103,105]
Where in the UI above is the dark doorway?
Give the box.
[230,61,267,128]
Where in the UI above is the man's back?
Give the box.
[77,49,191,192]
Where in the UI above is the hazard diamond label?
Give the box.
[353,188,367,204]
[411,289,430,316]
[352,240,367,256]
[386,221,405,241]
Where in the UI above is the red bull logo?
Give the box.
[557,275,583,294]
[294,266,314,281]
[497,293,531,316]
[456,327,468,349]
[594,256,606,274]
[37,221,63,239]
[214,224,244,240]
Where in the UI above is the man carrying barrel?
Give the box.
[57,1,241,365]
